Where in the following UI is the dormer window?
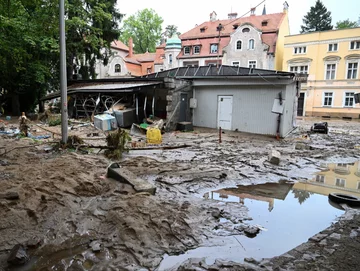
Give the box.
[115,64,121,73]
[194,46,200,54]
[210,44,218,54]
[242,27,250,33]
[233,24,239,30]
[262,20,268,26]
[200,27,206,33]
[184,46,190,55]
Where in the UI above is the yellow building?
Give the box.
[283,28,360,118]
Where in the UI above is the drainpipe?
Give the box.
[136,95,139,122]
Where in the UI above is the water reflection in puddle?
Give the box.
[158,180,346,270]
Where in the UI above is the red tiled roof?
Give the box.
[177,37,230,59]
[111,40,129,51]
[262,32,278,53]
[126,52,156,63]
[155,46,165,65]
[180,13,285,39]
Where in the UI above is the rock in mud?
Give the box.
[4,191,19,200]
[7,244,29,265]
[89,241,101,252]
[268,150,281,165]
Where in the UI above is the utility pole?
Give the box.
[59,0,68,143]
[216,23,223,71]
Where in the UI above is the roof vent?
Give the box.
[250,7,256,16]
[228,12,237,19]
[210,11,217,22]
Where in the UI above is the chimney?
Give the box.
[228,12,238,19]
[210,11,217,21]
[250,7,256,16]
[128,37,133,57]
[283,1,289,13]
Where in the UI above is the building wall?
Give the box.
[283,27,360,118]
[275,9,289,70]
[223,24,270,69]
[178,57,221,67]
[95,48,129,78]
[193,82,294,136]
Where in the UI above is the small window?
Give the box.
[290,65,308,74]
[194,46,200,54]
[350,41,360,50]
[236,40,242,50]
[200,27,206,33]
[210,44,218,54]
[262,20,268,26]
[344,92,355,107]
[325,64,336,80]
[169,54,173,64]
[232,61,240,67]
[323,92,333,106]
[184,46,190,55]
[335,178,345,187]
[147,67,152,74]
[242,27,250,33]
[114,64,121,73]
[248,39,255,50]
[347,62,358,79]
[328,43,338,52]
[316,175,325,183]
[248,60,256,68]
[294,46,307,54]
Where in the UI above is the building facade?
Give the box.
[283,28,360,118]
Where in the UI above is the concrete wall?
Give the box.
[95,48,129,78]
[223,24,271,69]
[193,83,293,137]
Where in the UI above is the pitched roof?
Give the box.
[261,32,278,53]
[125,52,157,63]
[177,37,230,59]
[180,13,285,40]
[111,40,129,51]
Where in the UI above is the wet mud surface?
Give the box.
[1,117,360,270]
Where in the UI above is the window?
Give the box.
[232,61,240,67]
[210,44,218,54]
[169,54,173,64]
[290,65,308,74]
[350,41,360,50]
[323,92,333,106]
[248,60,257,68]
[347,62,358,79]
[114,64,121,73]
[236,40,242,50]
[344,92,355,107]
[294,46,307,54]
[248,39,255,50]
[261,20,268,26]
[335,178,346,187]
[194,46,200,54]
[325,63,336,80]
[328,43,338,52]
[184,46,190,55]
[147,67,152,74]
[200,27,206,33]
[242,27,250,33]
[316,175,325,183]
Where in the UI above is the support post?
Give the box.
[60,0,68,143]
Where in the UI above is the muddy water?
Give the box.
[157,182,344,270]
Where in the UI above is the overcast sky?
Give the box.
[117,0,359,35]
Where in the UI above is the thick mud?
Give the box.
[1,117,360,270]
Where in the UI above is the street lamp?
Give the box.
[60,0,68,143]
[216,23,223,70]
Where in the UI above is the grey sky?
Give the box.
[117,0,359,35]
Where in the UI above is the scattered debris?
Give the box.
[7,244,29,266]
[107,163,156,195]
[311,122,329,134]
[89,240,101,252]
[104,129,131,159]
[268,149,281,165]
[19,112,30,136]
[94,114,117,131]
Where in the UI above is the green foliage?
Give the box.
[121,9,163,53]
[165,25,180,38]
[48,118,62,127]
[335,19,358,29]
[300,0,333,33]
[105,128,131,160]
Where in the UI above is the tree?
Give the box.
[300,0,332,33]
[165,25,181,38]
[335,19,358,29]
[121,9,163,54]
[292,189,313,205]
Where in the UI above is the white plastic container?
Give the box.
[94,114,117,131]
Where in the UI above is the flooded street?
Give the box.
[1,117,360,270]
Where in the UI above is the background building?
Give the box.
[283,28,360,118]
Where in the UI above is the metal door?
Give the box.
[297,93,305,116]
[179,93,187,122]
[217,95,233,130]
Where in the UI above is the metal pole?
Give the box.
[60,0,68,143]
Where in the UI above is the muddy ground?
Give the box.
[0,117,360,270]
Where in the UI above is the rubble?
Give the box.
[7,244,29,266]
[268,149,281,165]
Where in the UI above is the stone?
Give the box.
[350,230,358,238]
[107,163,156,195]
[329,233,341,240]
[211,210,221,219]
[268,150,281,165]
[244,257,259,264]
[89,241,101,252]
[7,244,29,265]
[309,233,328,242]
[5,191,20,200]
[244,226,260,238]
[324,248,335,255]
